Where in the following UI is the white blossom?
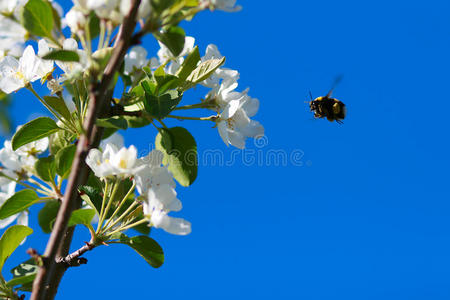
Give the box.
[65,7,86,35]
[0,0,17,14]
[86,144,144,178]
[201,44,239,88]
[124,46,148,75]
[87,0,120,20]
[133,150,190,235]
[144,186,191,235]
[0,130,49,173]
[15,137,49,158]
[108,145,142,176]
[0,41,54,94]
[216,88,264,149]
[206,0,242,12]
[85,144,118,178]
[0,136,48,174]
[135,150,175,195]
[0,0,27,15]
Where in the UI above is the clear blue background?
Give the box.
[3,0,450,299]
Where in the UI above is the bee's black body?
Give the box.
[309,77,346,124]
[309,96,346,124]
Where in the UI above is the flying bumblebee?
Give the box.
[309,77,346,124]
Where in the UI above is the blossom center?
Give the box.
[226,118,235,130]
[15,71,25,80]
[119,158,127,169]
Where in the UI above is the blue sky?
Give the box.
[3,0,450,299]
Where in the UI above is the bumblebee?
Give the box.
[309,77,346,124]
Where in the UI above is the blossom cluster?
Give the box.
[0,129,49,229]
[87,137,191,235]
[0,0,257,266]
[125,38,264,149]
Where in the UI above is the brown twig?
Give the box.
[57,242,95,267]
[30,1,142,299]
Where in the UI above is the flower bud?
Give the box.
[66,8,86,35]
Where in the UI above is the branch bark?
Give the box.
[58,242,96,267]
[31,2,142,299]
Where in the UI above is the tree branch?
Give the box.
[57,242,96,267]
[30,2,142,299]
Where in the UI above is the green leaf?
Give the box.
[96,117,128,130]
[49,130,75,155]
[55,144,76,178]
[128,77,156,104]
[152,67,180,94]
[43,96,72,121]
[123,115,151,128]
[143,88,182,120]
[155,127,198,186]
[79,186,102,215]
[154,26,186,57]
[7,258,38,287]
[12,117,60,151]
[38,200,60,233]
[118,235,164,268]
[186,57,226,85]
[42,50,80,62]
[87,11,100,39]
[151,0,176,15]
[176,46,200,81]
[0,190,39,220]
[67,209,96,227]
[0,225,33,271]
[21,0,54,38]
[35,156,56,182]
[6,273,36,287]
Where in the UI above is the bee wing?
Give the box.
[326,75,343,98]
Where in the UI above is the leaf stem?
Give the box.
[103,21,113,49]
[166,114,217,121]
[107,218,148,236]
[157,119,168,129]
[102,181,136,233]
[97,19,106,51]
[28,177,55,195]
[97,178,120,232]
[96,179,110,234]
[173,102,214,111]
[102,200,139,234]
